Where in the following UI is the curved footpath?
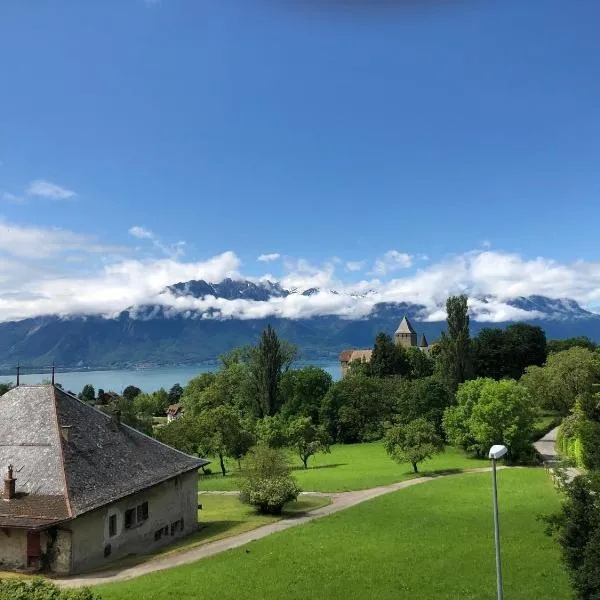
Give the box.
[57,466,502,588]
[533,425,579,482]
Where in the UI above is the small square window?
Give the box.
[124,508,135,529]
[108,514,117,537]
[140,501,149,521]
[154,529,162,541]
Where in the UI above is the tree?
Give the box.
[472,328,508,380]
[370,333,409,378]
[543,473,600,599]
[443,378,536,460]
[548,337,598,354]
[154,414,203,456]
[248,325,297,417]
[521,347,600,415]
[133,389,170,417]
[239,444,300,515]
[436,295,472,393]
[255,415,288,448]
[0,382,12,397]
[79,384,95,404]
[96,388,106,404]
[280,366,332,423]
[392,376,451,434]
[197,406,252,476]
[168,382,184,404]
[122,385,142,402]
[406,347,434,379]
[286,416,331,469]
[384,418,443,473]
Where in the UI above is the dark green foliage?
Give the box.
[79,384,95,404]
[548,337,598,354]
[474,324,547,380]
[0,577,100,599]
[154,414,202,456]
[0,382,12,396]
[98,394,153,435]
[255,415,288,448]
[370,333,409,378]
[320,376,396,443]
[168,383,184,404]
[96,388,105,404]
[544,473,600,599]
[392,376,451,434]
[248,326,297,417]
[239,444,300,515]
[405,347,434,378]
[286,416,331,468]
[280,366,332,423]
[384,418,444,473]
[578,420,600,470]
[133,388,169,417]
[436,295,472,393]
[122,385,142,402]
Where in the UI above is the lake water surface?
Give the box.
[0,361,341,395]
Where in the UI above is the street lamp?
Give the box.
[489,444,508,600]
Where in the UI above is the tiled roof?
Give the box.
[0,494,70,529]
[419,333,429,347]
[166,404,183,415]
[339,350,353,362]
[0,385,208,526]
[395,316,416,335]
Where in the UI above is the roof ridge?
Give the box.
[50,386,73,518]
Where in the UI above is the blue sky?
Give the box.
[1,0,600,322]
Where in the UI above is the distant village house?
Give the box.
[0,384,208,575]
[166,403,185,422]
[340,316,431,377]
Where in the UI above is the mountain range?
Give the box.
[0,278,599,370]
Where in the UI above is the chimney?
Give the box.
[60,425,72,442]
[4,465,16,500]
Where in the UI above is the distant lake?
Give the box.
[0,361,341,395]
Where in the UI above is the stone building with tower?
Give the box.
[0,384,208,575]
[339,316,431,377]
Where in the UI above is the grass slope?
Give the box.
[200,441,488,492]
[99,469,569,600]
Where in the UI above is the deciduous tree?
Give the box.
[384,418,443,473]
[286,416,331,468]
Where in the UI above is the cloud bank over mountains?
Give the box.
[1,219,600,324]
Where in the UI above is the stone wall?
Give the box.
[0,528,27,571]
[66,470,198,574]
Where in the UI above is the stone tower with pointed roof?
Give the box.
[395,316,417,348]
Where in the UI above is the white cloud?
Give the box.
[26,180,76,200]
[2,221,600,324]
[0,220,122,259]
[257,253,281,263]
[2,192,25,204]
[129,226,154,239]
[346,261,366,272]
[371,250,413,275]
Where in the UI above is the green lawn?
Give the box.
[200,441,488,492]
[87,494,330,573]
[99,469,570,600]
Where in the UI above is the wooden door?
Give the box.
[27,531,41,568]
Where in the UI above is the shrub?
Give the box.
[0,578,100,600]
[239,444,300,515]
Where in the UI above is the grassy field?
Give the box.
[87,494,330,573]
[200,441,488,492]
[99,468,570,600]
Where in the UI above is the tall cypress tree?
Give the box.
[253,325,285,417]
[438,295,472,393]
[370,332,409,378]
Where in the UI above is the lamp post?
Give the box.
[489,444,508,600]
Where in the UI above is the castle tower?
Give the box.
[419,333,429,349]
[395,316,417,348]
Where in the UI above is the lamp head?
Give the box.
[489,445,508,460]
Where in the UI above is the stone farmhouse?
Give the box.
[339,316,431,377]
[0,384,208,575]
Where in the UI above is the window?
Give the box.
[163,526,169,536]
[124,508,135,529]
[108,514,117,537]
[125,501,148,529]
[104,544,112,558]
[154,529,163,542]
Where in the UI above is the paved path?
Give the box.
[56,466,499,588]
[533,425,579,482]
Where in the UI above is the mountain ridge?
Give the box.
[0,279,599,369]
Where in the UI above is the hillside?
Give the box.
[0,279,599,369]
